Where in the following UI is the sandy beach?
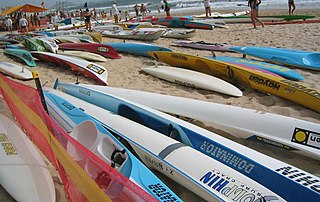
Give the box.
[0,8,319,201]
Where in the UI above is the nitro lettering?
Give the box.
[276,166,320,193]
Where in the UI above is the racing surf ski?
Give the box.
[55,81,320,201]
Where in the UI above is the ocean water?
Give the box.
[68,0,320,13]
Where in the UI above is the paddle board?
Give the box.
[31,51,108,85]
[141,65,242,97]
[262,19,320,26]
[58,43,121,59]
[103,42,172,57]
[172,40,235,52]
[231,46,320,71]
[148,51,320,113]
[3,49,37,67]
[206,55,304,81]
[0,114,55,202]
[0,62,33,80]
[43,90,180,201]
[55,81,320,201]
[57,50,107,62]
[47,88,284,201]
[82,85,320,161]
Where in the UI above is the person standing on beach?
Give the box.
[204,0,211,17]
[140,4,147,18]
[84,8,92,31]
[112,1,120,23]
[4,17,12,32]
[288,0,296,15]
[163,0,171,17]
[134,4,139,17]
[19,15,28,34]
[248,0,264,29]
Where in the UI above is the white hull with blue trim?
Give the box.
[47,88,284,201]
[56,81,320,201]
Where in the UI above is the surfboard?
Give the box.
[148,51,320,113]
[55,81,320,201]
[206,55,304,81]
[58,43,121,59]
[82,85,320,161]
[43,90,181,201]
[230,46,320,71]
[153,19,213,30]
[0,114,56,202]
[46,88,284,201]
[57,50,107,62]
[103,42,172,57]
[193,10,250,19]
[141,65,242,97]
[31,51,108,85]
[33,37,59,53]
[262,19,320,26]
[21,38,46,52]
[3,49,37,67]
[102,28,164,41]
[191,19,228,29]
[161,29,196,39]
[0,62,33,80]
[172,40,235,52]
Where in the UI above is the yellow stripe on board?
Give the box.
[0,77,112,202]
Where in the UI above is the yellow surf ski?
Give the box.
[148,51,320,113]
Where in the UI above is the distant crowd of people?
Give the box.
[2,12,42,33]
[1,0,298,33]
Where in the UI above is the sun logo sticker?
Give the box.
[292,128,320,150]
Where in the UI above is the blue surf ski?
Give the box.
[206,55,304,81]
[43,89,181,202]
[102,42,172,57]
[231,46,320,71]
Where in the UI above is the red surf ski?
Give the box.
[58,43,121,59]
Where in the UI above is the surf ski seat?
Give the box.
[68,120,98,162]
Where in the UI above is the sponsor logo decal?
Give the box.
[144,155,174,175]
[22,53,33,62]
[0,133,17,155]
[79,89,90,96]
[174,80,195,88]
[171,53,187,61]
[271,56,286,62]
[98,47,109,52]
[249,75,281,91]
[62,101,75,111]
[281,80,320,99]
[292,128,320,150]
[200,170,279,201]
[276,166,320,193]
[148,183,179,201]
[254,136,292,150]
[86,64,105,75]
[200,141,255,174]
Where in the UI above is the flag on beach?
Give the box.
[84,2,88,8]
[41,1,45,7]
